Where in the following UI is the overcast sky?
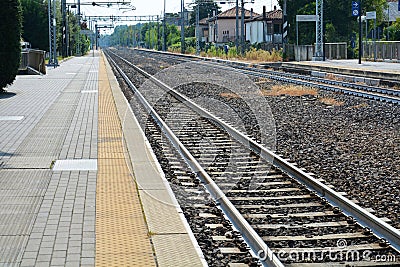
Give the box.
[80,0,280,18]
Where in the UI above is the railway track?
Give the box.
[104,49,400,266]
[131,48,400,104]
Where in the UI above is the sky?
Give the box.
[80,0,281,20]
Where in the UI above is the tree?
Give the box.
[386,18,400,41]
[0,0,22,91]
[189,0,221,26]
[278,0,387,44]
[20,0,48,50]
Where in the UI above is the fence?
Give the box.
[363,41,400,61]
[19,49,46,75]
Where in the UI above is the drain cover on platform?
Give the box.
[53,159,97,171]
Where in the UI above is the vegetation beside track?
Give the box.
[0,0,22,91]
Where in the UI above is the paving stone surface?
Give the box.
[0,54,98,267]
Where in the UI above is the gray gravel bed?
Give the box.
[265,91,400,229]
[110,48,400,230]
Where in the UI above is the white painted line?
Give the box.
[0,116,24,121]
[81,90,98,93]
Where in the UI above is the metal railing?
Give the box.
[287,42,347,61]
[363,41,400,61]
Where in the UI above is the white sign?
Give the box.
[366,11,376,19]
[296,15,318,22]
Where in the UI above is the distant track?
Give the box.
[133,48,400,104]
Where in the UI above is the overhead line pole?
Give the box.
[241,0,245,55]
[358,0,362,64]
[181,0,185,54]
[235,0,239,52]
[163,0,166,51]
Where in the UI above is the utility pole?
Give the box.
[62,0,67,57]
[314,0,324,60]
[77,0,81,56]
[95,24,98,49]
[359,0,362,64]
[163,0,166,51]
[148,16,151,49]
[196,4,200,55]
[157,15,160,50]
[235,0,239,52]
[241,0,245,55]
[47,0,58,66]
[181,0,185,54]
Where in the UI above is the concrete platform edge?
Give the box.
[101,51,207,267]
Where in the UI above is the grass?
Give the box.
[192,46,282,62]
[262,84,318,97]
[244,47,282,62]
[260,84,346,106]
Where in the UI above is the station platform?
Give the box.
[0,51,205,267]
[280,59,400,83]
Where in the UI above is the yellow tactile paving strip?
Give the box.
[96,55,157,267]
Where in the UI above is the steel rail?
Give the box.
[107,49,400,253]
[239,65,400,97]
[134,49,400,104]
[218,65,400,104]
[105,51,285,267]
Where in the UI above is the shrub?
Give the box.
[0,0,22,91]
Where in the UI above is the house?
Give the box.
[245,6,283,45]
[199,17,209,43]
[208,7,259,43]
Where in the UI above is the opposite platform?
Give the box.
[281,59,400,82]
[0,51,205,267]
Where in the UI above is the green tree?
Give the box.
[20,0,48,50]
[386,18,400,41]
[0,0,22,91]
[189,0,220,26]
[278,0,387,44]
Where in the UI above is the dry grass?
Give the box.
[245,48,282,62]
[262,85,318,96]
[319,97,345,106]
[220,92,241,99]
